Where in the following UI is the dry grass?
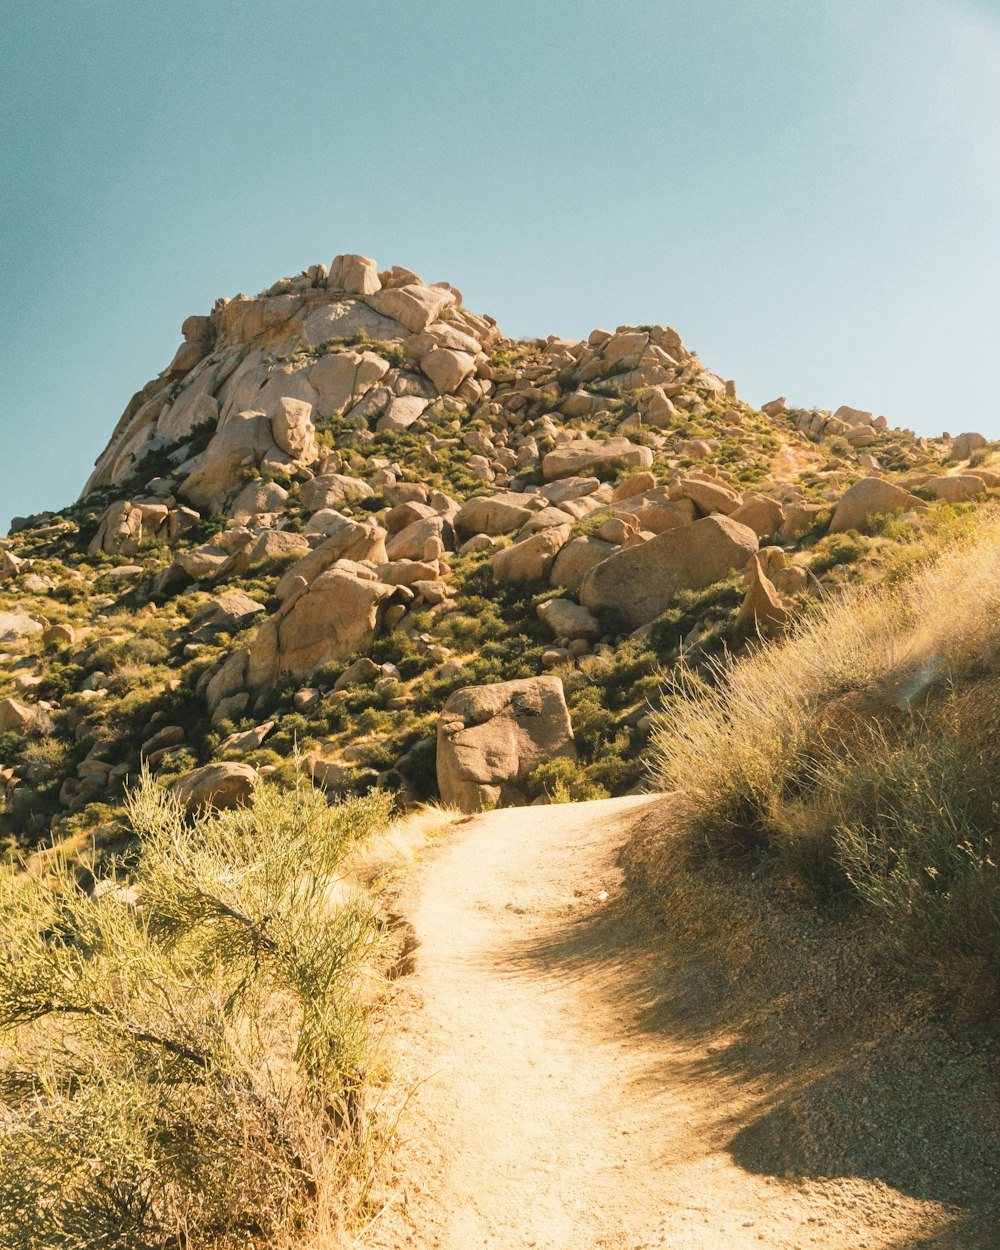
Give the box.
[0,774,395,1249]
[649,506,1000,1007]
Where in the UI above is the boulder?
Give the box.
[492,526,571,584]
[334,656,382,691]
[537,598,600,641]
[270,396,318,462]
[0,697,42,734]
[542,438,654,482]
[668,477,742,516]
[275,520,388,599]
[0,612,43,643]
[832,405,874,427]
[580,515,759,628]
[385,515,449,561]
[779,502,828,542]
[922,474,986,503]
[327,253,381,296]
[454,493,533,538]
[540,476,603,505]
[42,623,76,648]
[829,478,923,534]
[619,498,696,534]
[299,473,374,512]
[172,762,257,813]
[367,284,455,333]
[375,396,429,432]
[218,529,310,578]
[437,676,576,812]
[309,350,389,417]
[949,432,988,462]
[735,554,789,637]
[180,411,275,508]
[612,472,657,503]
[729,493,785,540]
[247,569,398,688]
[188,592,266,637]
[549,536,616,594]
[205,648,250,713]
[228,478,289,521]
[421,347,475,395]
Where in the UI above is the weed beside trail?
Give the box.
[649,507,1000,1010]
[0,775,393,1249]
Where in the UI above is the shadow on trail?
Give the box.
[496,797,1000,1249]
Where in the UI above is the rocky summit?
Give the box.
[0,251,994,850]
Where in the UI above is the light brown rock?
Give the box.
[299,473,374,512]
[537,599,600,641]
[172,762,257,813]
[829,478,923,534]
[542,439,654,482]
[247,569,397,688]
[422,348,476,395]
[669,477,742,516]
[580,515,759,628]
[270,396,318,462]
[454,493,534,539]
[437,676,576,812]
[367,284,455,333]
[492,526,571,584]
[549,537,616,594]
[729,493,785,540]
[327,254,381,296]
[922,474,986,503]
[735,553,789,636]
[180,411,275,508]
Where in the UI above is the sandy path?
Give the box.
[370,796,972,1249]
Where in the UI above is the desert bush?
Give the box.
[648,508,1000,1002]
[0,772,393,1248]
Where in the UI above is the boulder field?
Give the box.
[0,251,993,833]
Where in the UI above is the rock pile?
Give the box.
[0,249,993,836]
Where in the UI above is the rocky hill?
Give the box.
[1,251,995,860]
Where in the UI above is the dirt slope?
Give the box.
[370,796,993,1249]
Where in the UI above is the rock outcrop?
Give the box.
[0,247,980,846]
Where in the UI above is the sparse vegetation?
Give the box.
[0,773,393,1248]
[649,508,1000,1011]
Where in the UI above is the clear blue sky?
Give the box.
[2,0,998,528]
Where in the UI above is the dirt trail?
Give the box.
[370,796,982,1249]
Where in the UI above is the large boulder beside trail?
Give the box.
[580,515,759,628]
[436,676,576,812]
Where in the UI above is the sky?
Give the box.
[2,0,999,529]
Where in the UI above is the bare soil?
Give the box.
[368,795,999,1248]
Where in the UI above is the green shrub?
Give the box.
[0,773,393,1247]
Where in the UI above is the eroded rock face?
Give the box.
[179,411,276,508]
[580,515,759,628]
[437,676,576,812]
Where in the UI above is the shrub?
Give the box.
[648,507,1000,1006]
[0,773,393,1247]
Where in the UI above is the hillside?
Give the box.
[2,251,994,861]
[2,252,1000,1247]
